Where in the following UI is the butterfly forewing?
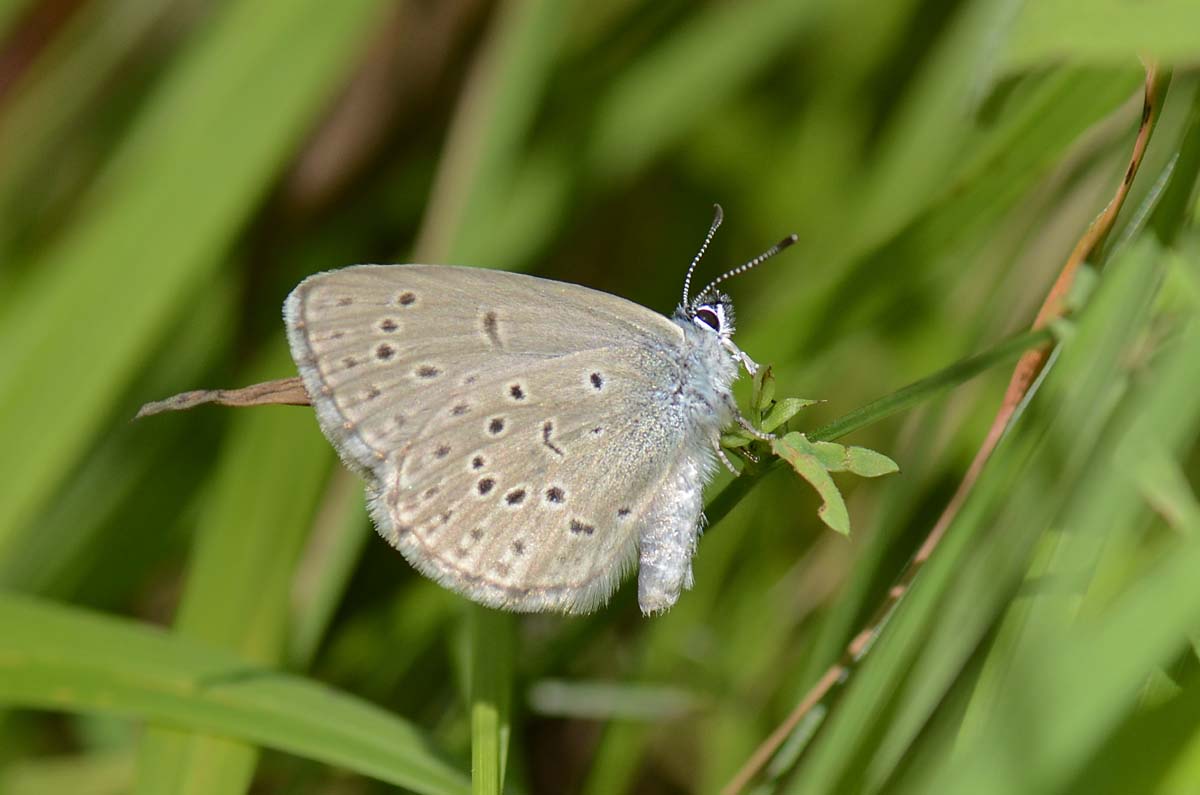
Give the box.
[286,264,690,612]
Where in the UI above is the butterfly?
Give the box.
[137,206,796,614]
[281,207,795,614]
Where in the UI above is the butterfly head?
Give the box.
[685,290,736,340]
[678,205,797,372]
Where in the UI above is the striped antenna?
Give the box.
[681,204,724,307]
[693,233,798,304]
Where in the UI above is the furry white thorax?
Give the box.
[671,297,741,443]
[634,297,744,613]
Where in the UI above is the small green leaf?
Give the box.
[807,440,849,470]
[772,433,851,535]
[752,365,776,415]
[761,397,819,433]
[844,446,900,478]
[796,438,900,477]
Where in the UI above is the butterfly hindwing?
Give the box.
[384,350,689,612]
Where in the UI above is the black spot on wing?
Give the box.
[481,311,502,348]
[569,519,595,536]
[542,420,563,456]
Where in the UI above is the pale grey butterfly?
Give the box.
[138,206,796,614]
[282,206,795,615]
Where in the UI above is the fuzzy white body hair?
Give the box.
[635,308,738,613]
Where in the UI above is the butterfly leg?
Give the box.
[713,439,739,474]
[721,338,760,375]
[723,391,774,441]
[637,457,705,614]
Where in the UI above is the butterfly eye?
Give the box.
[695,307,721,330]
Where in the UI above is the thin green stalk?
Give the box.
[706,326,1054,529]
[469,606,515,795]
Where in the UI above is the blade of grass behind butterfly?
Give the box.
[463,0,831,273]
[0,276,236,598]
[0,594,471,795]
[286,468,371,668]
[0,0,36,42]
[936,67,1199,755]
[1003,0,1200,69]
[134,343,335,794]
[747,64,1142,371]
[880,78,1200,794]
[781,229,1165,793]
[0,0,385,563]
[0,0,177,264]
[861,76,1200,792]
[896,307,1200,795]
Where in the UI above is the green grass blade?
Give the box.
[904,331,1200,795]
[0,0,386,557]
[0,0,172,249]
[1005,1,1200,68]
[586,0,825,184]
[808,327,1054,443]
[134,345,333,794]
[703,325,1052,530]
[0,279,236,596]
[0,0,34,40]
[785,231,1165,793]
[468,607,515,795]
[286,471,371,668]
[0,593,469,795]
[417,0,569,268]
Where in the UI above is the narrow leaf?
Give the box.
[844,446,901,478]
[762,397,818,434]
[0,594,469,795]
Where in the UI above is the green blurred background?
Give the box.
[1,1,1199,794]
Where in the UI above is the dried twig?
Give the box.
[134,376,310,419]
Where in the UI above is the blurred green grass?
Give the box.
[0,2,1198,794]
